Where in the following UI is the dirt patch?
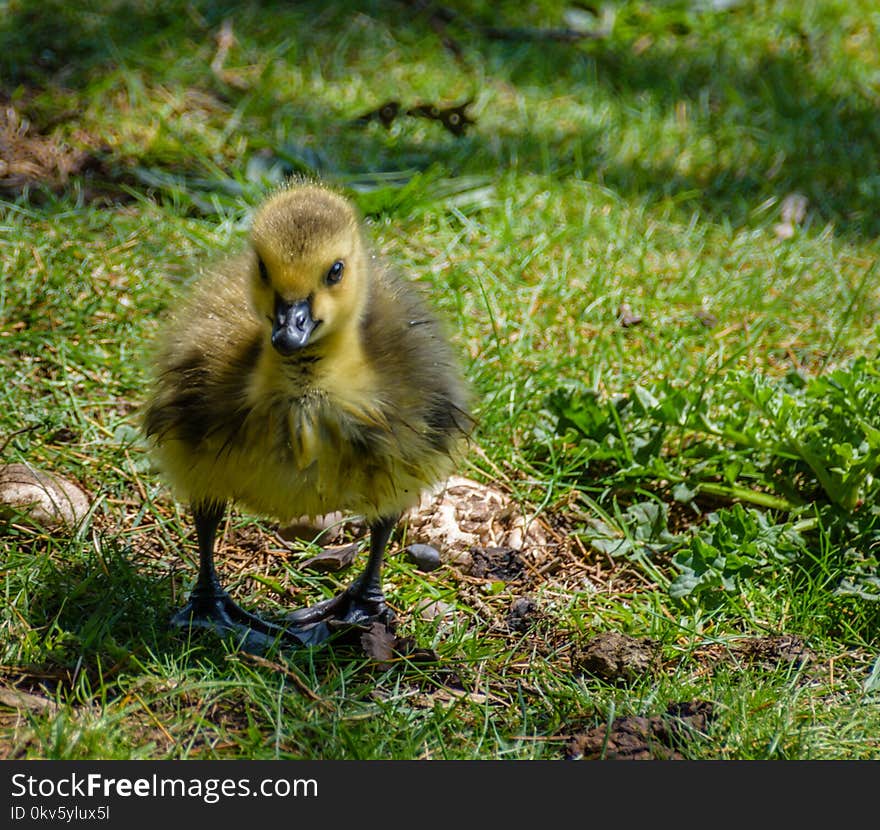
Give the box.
[694,635,814,672]
[732,635,813,668]
[223,524,287,562]
[467,546,525,581]
[281,476,555,565]
[506,597,539,632]
[320,620,463,688]
[573,631,660,682]
[565,700,715,760]
[273,475,604,607]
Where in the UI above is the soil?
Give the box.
[573,631,660,682]
[693,635,815,671]
[566,701,715,760]
[731,635,813,668]
[506,597,539,632]
[467,546,525,581]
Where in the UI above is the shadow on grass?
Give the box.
[18,537,174,684]
[1,1,877,234]
[15,532,377,690]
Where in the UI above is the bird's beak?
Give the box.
[271,298,316,355]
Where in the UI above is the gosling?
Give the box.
[143,183,472,647]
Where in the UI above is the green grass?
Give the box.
[2,0,880,760]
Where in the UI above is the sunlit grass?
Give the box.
[1,0,879,760]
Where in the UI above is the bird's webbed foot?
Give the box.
[283,515,399,647]
[284,579,395,647]
[171,590,308,652]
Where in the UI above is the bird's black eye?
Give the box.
[257,256,269,284]
[326,260,344,285]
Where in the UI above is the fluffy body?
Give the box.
[143,187,470,523]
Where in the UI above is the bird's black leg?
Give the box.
[171,501,295,650]
[285,514,399,646]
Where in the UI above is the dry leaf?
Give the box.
[360,622,397,662]
[298,543,358,573]
[278,511,363,545]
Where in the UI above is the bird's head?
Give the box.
[249,185,368,357]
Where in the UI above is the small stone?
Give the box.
[773,222,795,239]
[0,463,90,530]
[405,543,442,572]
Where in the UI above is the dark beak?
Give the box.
[271,298,316,355]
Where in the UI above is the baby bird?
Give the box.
[143,183,471,647]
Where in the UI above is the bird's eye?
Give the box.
[257,256,269,284]
[326,260,344,285]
